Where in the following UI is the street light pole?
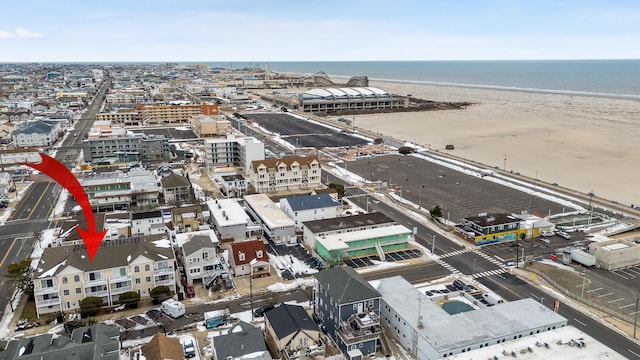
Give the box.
[419,184,424,209]
[430,234,436,255]
[472,258,477,279]
[581,271,587,301]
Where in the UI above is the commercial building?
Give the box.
[376,276,567,359]
[454,213,527,245]
[249,156,322,194]
[262,87,406,113]
[204,134,265,172]
[244,194,296,245]
[137,102,219,125]
[589,238,640,270]
[301,212,396,250]
[96,109,142,126]
[32,235,176,317]
[191,114,230,138]
[82,123,170,164]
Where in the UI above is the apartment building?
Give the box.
[137,103,218,125]
[82,123,170,164]
[79,169,161,211]
[12,120,63,147]
[96,109,142,126]
[249,156,322,194]
[33,235,176,317]
[203,134,264,172]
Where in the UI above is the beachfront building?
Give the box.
[454,213,527,245]
[32,234,176,317]
[190,114,230,138]
[203,134,265,172]
[279,193,342,230]
[376,276,567,359]
[244,194,296,245]
[262,87,407,113]
[301,213,396,250]
[313,267,382,358]
[248,156,322,194]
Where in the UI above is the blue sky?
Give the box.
[1,0,639,62]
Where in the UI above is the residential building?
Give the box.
[264,304,325,360]
[204,134,265,172]
[244,194,296,245]
[0,147,41,166]
[376,276,567,359]
[82,123,170,164]
[137,102,219,125]
[137,332,183,360]
[229,239,270,277]
[32,235,176,317]
[79,169,160,212]
[191,114,230,138]
[301,213,396,250]
[280,194,342,229]
[96,109,142,126]
[313,267,382,358]
[206,198,255,241]
[12,120,62,147]
[2,324,120,360]
[211,321,270,360]
[454,213,526,245]
[131,210,165,236]
[171,205,205,233]
[176,230,221,286]
[161,173,192,204]
[249,156,322,194]
[220,174,248,198]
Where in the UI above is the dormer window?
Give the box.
[239,252,245,261]
[256,250,263,258]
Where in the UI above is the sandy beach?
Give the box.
[347,80,640,206]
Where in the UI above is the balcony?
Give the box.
[111,274,132,283]
[34,286,59,296]
[283,343,325,360]
[110,285,133,295]
[155,278,175,286]
[85,289,109,297]
[153,267,174,276]
[84,278,107,287]
[36,297,61,307]
[354,311,380,328]
[337,313,381,345]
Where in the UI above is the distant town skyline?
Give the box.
[2,0,640,62]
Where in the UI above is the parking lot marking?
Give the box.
[597,292,614,298]
[619,303,636,309]
[587,287,603,293]
[618,269,637,279]
[611,271,630,280]
[607,298,625,304]
[630,311,640,316]
[626,267,640,275]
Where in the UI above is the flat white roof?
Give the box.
[319,225,411,250]
[244,194,295,229]
[602,243,629,251]
[376,276,567,353]
[206,198,250,227]
[451,325,624,359]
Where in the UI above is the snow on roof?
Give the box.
[244,194,295,229]
[38,260,67,278]
[152,239,172,248]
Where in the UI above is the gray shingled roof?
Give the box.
[13,120,54,135]
[161,173,191,188]
[213,321,267,359]
[131,210,163,220]
[34,234,174,279]
[1,324,120,360]
[265,304,317,340]
[314,266,380,304]
[302,212,395,233]
[182,235,215,256]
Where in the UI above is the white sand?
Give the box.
[352,80,640,206]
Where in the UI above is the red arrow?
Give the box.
[21,153,107,261]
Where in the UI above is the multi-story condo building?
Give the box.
[204,134,264,172]
[137,103,219,125]
[82,123,170,164]
[32,235,176,317]
[249,156,322,194]
[313,267,382,358]
[190,114,230,138]
[12,120,63,147]
[105,90,147,105]
[96,109,142,126]
[79,169,161,211]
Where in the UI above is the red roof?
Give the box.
[231,239,268,265]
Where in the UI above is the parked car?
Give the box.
[453,279,466,291]
[186,286,195,298]
[254,304,275,317]
[556,231,571,240]
[183,340,196,358]
[540,230,554,237]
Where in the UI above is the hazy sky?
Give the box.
[2,0,640,62]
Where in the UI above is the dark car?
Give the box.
[254,304,275,317]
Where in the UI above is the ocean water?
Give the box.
[202,60,640,99]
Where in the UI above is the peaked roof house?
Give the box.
[131,209,165,236]
[249,156,322,194]
[212,321,270,360]
[138,332,183,360]
[229,239,270,278]
[12,120,62,147]
[279,193,342,229]
[264,304,325,359]
[160,173,193,205]
[178,231,222,287]
[2,324,120,360]
[313,267,382,359]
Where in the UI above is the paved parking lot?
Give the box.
[243,113,369,148]
[344,249,422,268]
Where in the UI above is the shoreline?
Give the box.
[340,80,640,206]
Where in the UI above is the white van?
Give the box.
[540,238,551,244]
[160,299,185,318]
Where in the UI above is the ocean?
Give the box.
[201,60,640,99]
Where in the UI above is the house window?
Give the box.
[239,252,245,261]
[63,289,70,296]
[62,277,68,284]
[145,264,150,271]
[40,279,53,288]
[134,266,140,273]
[74,274,80,282]
[135,278,141,284]
[146,276,151,282]
[256,250,263,258]
[75,288,81,294]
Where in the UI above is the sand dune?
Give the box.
[354,80,640,205]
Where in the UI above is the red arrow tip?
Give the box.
[77,228,108,261]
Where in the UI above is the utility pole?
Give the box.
[581,271,587,301]
[430,234,436,255]
[635,297,639,339]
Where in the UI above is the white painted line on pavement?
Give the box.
[586,287,603,293]
[607,298,625,304]
[611,271,630,280]
[573,318,587,327]
[619,303,636,309]
[494,255,505,262]
[597,292,614,298]
[629,349,640,358]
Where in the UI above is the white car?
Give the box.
[540,230,554,237]
[556,231,572,240]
